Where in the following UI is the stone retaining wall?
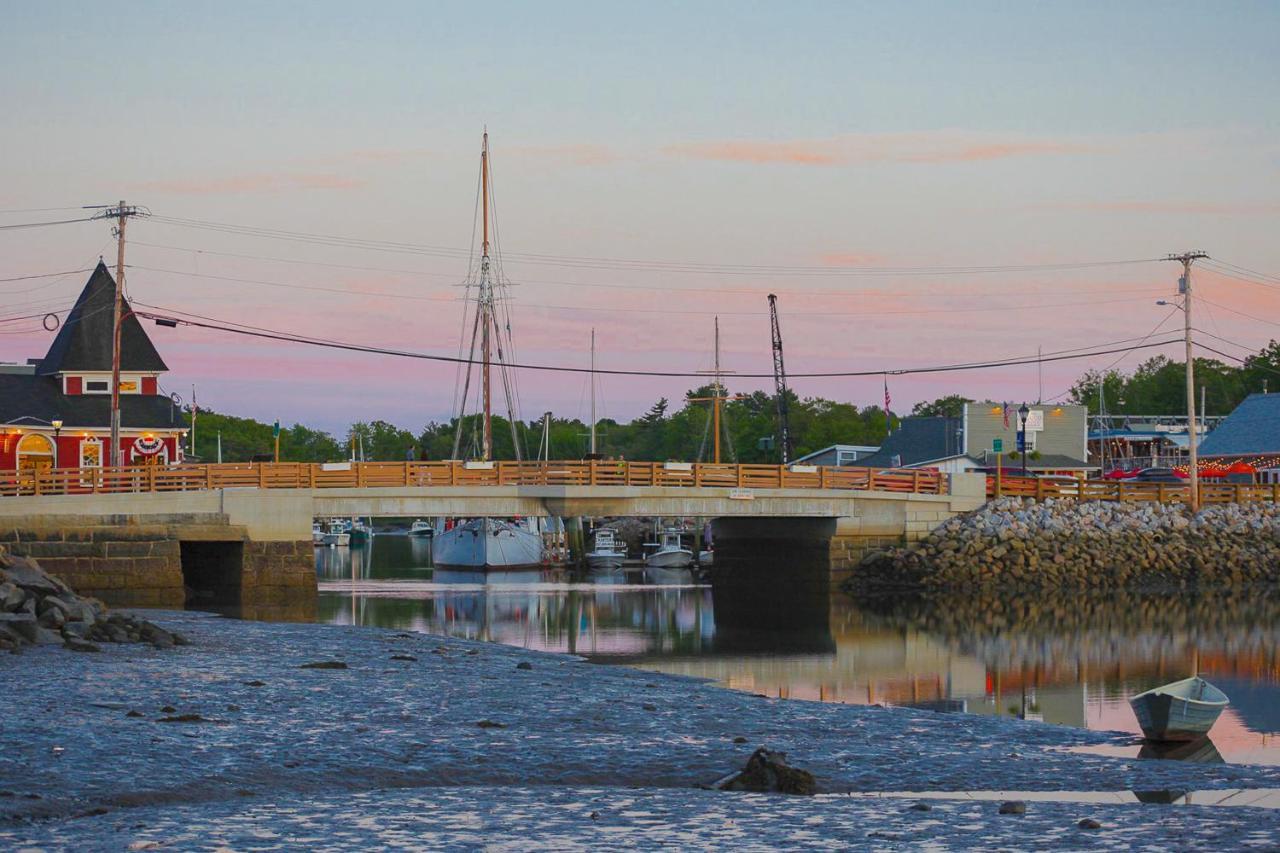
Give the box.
[847,498,1280,592]
[0,514,316,608]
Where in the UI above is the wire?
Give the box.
[130,302,1185,379]
[144,215,1161,278]
[127,264,464,303]
[130,238,1167,299]
[0,206,87,215]
[0,268,93,284]
[1198,297,1280,329]
[0,216,98,231]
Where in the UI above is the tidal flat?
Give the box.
[2,611,1279,850]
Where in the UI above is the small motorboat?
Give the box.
[321,521,350,548]
[408,519,435,538]
[1130,676,1229,742]
[312,522,325,546]
[349,518,374,545]
[586,528,627,572]
[643,529,693,571]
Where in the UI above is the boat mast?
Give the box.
[589,328,597,455]
[480,132,493,461]
[713,316,722,465]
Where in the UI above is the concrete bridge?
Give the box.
[0,461,987,613]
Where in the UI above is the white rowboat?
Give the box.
[1129,676,1229,742]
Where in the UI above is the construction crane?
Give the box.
[767,294,794,464]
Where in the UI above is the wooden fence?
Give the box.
[0,461,948,498]
[988,475,1280,504]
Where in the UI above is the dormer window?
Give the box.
[84,380,109,393]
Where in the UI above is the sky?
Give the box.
[2,1,1279,436]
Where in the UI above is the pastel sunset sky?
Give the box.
[2,2,1279,434]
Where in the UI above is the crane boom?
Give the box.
[767,294,794,463]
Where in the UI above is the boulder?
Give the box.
[0,582,25,611]
[0,557,66,595]
[718,748,817,796]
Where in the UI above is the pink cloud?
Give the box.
[666,132,1093,167]
[136,173,364,194]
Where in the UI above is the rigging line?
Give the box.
[128,238,1169,298]
[130,306,1186,379]
[144,215,1162,277]
[0,216,99,231]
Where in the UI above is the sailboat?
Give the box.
[433,133,546,572]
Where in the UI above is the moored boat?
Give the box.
[312,522,325,545]
[586,528,627,572]
[433,518,543,570]
[320,521,350,548]
[409,519,435,537]
[1129,676,1229,742]
[643,529,694,571]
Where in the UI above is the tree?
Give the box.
[910,395,972,418]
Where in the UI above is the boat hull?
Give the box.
[644,549,693,570]
[433,519,543,570]
[321,533,350,547]
[1130,677,1228,742]
[586,553,625,571]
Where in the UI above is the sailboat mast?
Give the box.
[480,132,493,461]
[589,328,597,455]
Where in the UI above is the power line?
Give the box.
[0,216,98,231]
[145,215,1162,278]
[132,301,1185,379]
[0,268,93,284]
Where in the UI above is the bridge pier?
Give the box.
[0,514,316,618]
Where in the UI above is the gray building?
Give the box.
[857,402,1093,474]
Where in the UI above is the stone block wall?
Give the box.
[0,523,185,607]
[241,540,317,605]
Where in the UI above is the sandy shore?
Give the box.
[2,611,1278,850]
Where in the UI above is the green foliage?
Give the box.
[1068,347,1276,416]
[911,394,972,418]
[187,410,342,462]
[186,340,1280,465]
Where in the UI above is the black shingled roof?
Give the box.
[0,374,184,429]
[855,417,965,468]
[37,262,167,375]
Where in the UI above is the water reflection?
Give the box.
[316,540,1280,765]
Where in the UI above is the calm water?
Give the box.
[316,536,1280,766]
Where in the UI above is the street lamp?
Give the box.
[51,419,62,467]
[1017,403,1030,477]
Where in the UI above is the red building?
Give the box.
[0,262,185,474]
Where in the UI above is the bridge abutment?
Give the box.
[0,514,315,615]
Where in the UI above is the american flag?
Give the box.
[883,377,891,422]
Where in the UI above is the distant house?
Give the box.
[1197,393,1280,463]
[0,263,186,475]
[856,402,1094,474]
[791,444,880,466]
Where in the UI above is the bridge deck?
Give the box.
[1,460,946,498]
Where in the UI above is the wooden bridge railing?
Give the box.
[0,461,949,499]
[987,475,1280,504]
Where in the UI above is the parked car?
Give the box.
[1132,467,1186,483]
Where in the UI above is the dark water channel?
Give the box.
[316,535,1280,767]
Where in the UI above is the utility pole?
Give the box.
[1166,251,1209,511]
[589,328,597,456]
[93,200,144,468]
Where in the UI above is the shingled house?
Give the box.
[0,262,185,475]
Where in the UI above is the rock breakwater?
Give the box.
[849,498,1280,591]
[0,551,188,653]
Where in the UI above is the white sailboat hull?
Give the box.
[433,519,544,570]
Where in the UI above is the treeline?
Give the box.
[187,385,891,464]
[186,340,1280,463]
